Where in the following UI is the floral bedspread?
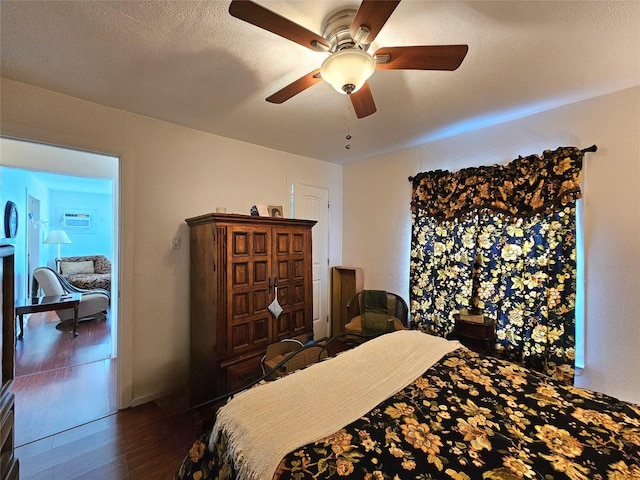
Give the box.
[176,348,640,480]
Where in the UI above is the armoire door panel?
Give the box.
[253,289,269,312]
[274,232,290,255]
[232,231,250,256]
[253,316,270,344]
[292,309,306,333]
[293,284,305,305]
[292,233,305,253]
[253,260,269,285]
[232,292,250,318]
[232,262,249,287]
[277,285,290,307]
[276,312,291,338]
[293,258,304,279]
[252,231,269,256]
[234,289,271,318]
[276,260,290,281]
[231,321,250,351]
[231,316,271,353]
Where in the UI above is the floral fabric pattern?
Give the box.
[410,147,584,383]
[176,348,640,480]
[410,146,583,219]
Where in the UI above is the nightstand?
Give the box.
[448,316,496,355]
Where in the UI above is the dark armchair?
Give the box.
[344,290,409,335]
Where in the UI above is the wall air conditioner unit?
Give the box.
[62,213,91,228]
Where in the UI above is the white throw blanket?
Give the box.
[211,330,461,480]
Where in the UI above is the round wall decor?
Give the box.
[4,201,18,238]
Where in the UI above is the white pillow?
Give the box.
[61,260,94,275]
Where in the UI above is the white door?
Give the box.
[293,183,329,340]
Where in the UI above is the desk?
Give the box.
[16,293,82,338]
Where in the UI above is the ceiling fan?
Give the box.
[228,0,468,118]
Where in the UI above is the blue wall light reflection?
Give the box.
[408,99,572,147]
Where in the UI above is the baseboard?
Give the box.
[130,385,189,411]
[131,388,175,407]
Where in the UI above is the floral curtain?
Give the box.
[410,146,585,384]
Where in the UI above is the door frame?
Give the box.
[1,137,122,405]
[26,194,42,297]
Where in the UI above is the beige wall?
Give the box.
[3,76,639,407]
[0,78,343,406]
[343,86,640,404]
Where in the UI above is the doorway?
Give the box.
[0,137,119,446]
[292,183,330,340]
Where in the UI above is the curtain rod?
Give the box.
[408,145,599,182]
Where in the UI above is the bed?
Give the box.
[176,330,640,480]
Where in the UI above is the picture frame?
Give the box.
[268,205,283,218]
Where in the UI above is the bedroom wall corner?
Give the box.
[343,85,640,404]
[342,148,421,300]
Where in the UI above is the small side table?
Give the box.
[447,316,496,355]
[15,293,82,338]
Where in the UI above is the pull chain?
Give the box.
[345,99,352,150]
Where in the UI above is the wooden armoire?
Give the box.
[1,245,18,480]
[186,213,316,406]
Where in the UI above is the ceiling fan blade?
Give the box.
[229,1,330,52]
[350,0,400,45]
[266,70,322,104]
[375,45,469,71]
[350,82,377,118]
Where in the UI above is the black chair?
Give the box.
[344,290,409,335]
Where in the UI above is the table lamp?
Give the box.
[44,230,72,273]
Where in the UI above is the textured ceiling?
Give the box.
[1,1,639,165]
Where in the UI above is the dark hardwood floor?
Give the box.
[13,310,116,445]
[16,399,205,479]
[12,310,206,479]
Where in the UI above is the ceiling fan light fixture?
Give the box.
[320,48,375,95]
